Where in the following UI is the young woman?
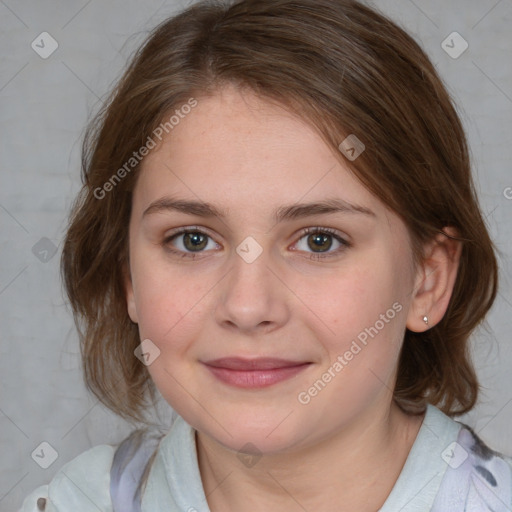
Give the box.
[20,0,511,510]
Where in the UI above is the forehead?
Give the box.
[132,86,387,221]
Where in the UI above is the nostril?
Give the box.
[37,497,47,510]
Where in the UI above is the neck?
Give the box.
[196,401,425,512]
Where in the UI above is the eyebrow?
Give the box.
[142,196,376,223]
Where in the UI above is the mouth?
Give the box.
[202,357,312,388]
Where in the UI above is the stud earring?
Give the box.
[423,315,429,326]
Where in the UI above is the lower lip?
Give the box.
[204,364,311,388]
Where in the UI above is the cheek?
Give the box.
[292,262,405,350]
[131,257,216,351]
[131,264,211,403]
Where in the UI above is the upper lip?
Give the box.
[203,357,310,370]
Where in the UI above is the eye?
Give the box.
[163,227,219,258]
[162,226,350,261]
[292,227,350,260]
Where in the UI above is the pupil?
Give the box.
[309,233,332,252]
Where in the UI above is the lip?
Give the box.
[202,357,311,388]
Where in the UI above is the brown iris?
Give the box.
[307,233,333,252]
[183,232,208,251]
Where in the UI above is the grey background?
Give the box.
[0,0,511,510]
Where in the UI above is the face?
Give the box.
[125,85,421,455]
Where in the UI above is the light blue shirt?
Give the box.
[20,404,512,511]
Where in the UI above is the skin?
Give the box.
[124,85,462,511]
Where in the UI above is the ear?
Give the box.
[123,261,139,324]
[406,227,462,332]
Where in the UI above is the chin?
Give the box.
[193,410,309,456]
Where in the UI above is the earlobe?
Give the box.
[406,227,462,332]
[123,262,139,324]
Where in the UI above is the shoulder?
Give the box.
[19,427,168,512]
[19,443,116,512]
[432,422,512,511]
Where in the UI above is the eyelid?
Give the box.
[293,226,349,243]
[164,225,216,240]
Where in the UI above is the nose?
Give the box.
[214,245,291,335]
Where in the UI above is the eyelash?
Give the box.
[162,226,351,261]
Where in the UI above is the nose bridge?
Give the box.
[215,238,289,333]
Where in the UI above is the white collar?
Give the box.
[142,404,461,512]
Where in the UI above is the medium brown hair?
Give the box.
[61,0,498,425]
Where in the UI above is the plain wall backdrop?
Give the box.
[1,0,511,510]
